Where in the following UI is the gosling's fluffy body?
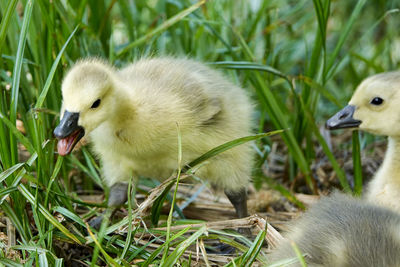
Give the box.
[344,71,400,212]
[61,57,254,193]
[269,193,400,267]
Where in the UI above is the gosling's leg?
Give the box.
[107,182,129,207]
[225,188,248,218]
[225,188,251,236]
[89,182,129,229]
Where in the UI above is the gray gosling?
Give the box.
[326,71,400,213]
[269,72,400,266]
[53,57,254,228]
[268,192,400,267]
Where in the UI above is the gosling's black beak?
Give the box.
[326,105,362,130]
[53,111,81,139]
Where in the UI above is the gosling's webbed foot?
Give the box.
[88,214,104,230]
[88,183,129,231]
[207,242,237,255]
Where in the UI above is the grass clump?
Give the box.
[0,0,399,265]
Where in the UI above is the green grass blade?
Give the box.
[0,163,24,183]
[1,0,397,265]
[290,241,307,267]
[150,181,175,226]
[120,180,135,260]
[0,186,18,198]
[161,123,183,263]
[86,224,122,267]
[39,253,49,267]
[0,201,29,243]
[44,156,63,207]
[240,230,266,266]
[0,111,36,154]
[52,206,86,228]
[35,26,79,109]
[0,258,24,267]
[297,95,351,192]
[162,226,207,266]
[185,131,283,171]
[325,0,366,77]
[142,239,169,265]
[9,0,35,164]
[18,184,82,244]
[312,0,330,48]
[116,0,206,56]
[0,151,38,205]
[0,0,18,54]
[233,31,314,190]
[54,259,63,267]
[313,126,350,192]
[298,75,342,108]
[211,61,289,81]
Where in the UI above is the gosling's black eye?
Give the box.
[370,97,384,105]
[91,99,101,109]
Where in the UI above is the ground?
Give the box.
[0,128,383,266]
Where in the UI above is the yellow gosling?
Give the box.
[53,57,254,228]
[326,71,400,212]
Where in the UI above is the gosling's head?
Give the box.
[326,71,400,137]
[54,59,116,155]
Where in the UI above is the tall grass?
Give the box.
[0,0,399,265]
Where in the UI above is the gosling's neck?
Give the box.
[375,137,400,183]
[365,137,400,212]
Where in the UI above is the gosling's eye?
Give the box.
[91,99,101,109]
[370,97,384,106]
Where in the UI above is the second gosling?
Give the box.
[326,71,400,213]
[268,192,400,267]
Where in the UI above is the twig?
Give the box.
[6,217,15,246]
[154,214,262,232]
[265,222,285,249]
[134,174,189,217]
[199,238,211,267]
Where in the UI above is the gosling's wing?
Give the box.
[119,57,228,125]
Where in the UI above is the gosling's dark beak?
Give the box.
[54,110,85,156]
[326,105,362,130]
[53,111,81,139]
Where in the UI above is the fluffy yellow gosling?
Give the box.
[53,57,254,228]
